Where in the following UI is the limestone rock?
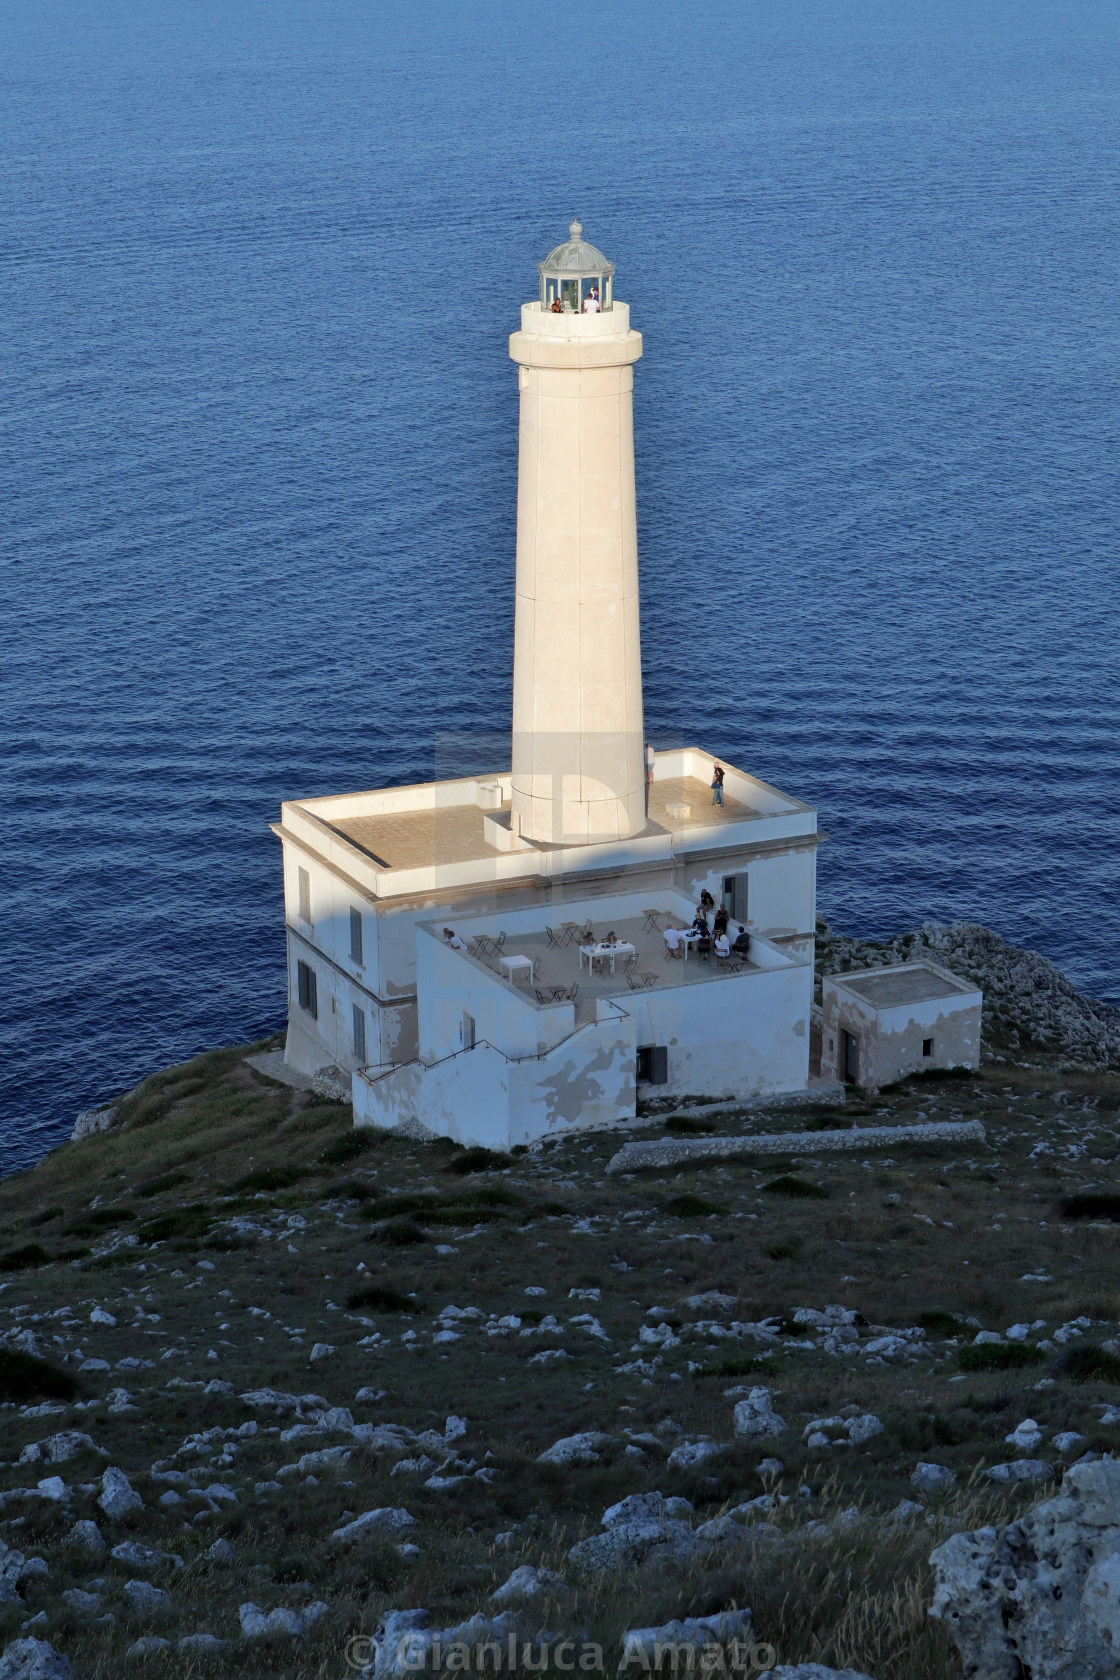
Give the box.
[985,1460,1052,1484]
[537,1431,611,1466]
[331,1507,415,1546]
[71,1105,118,1142]
[911,1462,954,1493]
[621,1610,753,1663]
[239,1601,328,1640]
[176,1634,227,1653]
[490,1565,569,1605]
[929,1456,1120,1679]
[60,1590,100,1616]
[733,1388,787,1441]
[65,1521,105,1559]
[98,1467,142,1521]
[770,1668,878,1679]
[124,1638,169,1657]
[667,1439,725,1470]
[0,1645,74,1680]
[123,1580,169,1617]
[373,1610,522,1680]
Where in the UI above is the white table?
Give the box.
[680,931,703,961]
[579,941,636,975]
[499,953,533,986]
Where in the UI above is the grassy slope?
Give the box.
[1,1040,1120,1677]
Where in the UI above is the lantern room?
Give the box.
[537,217,615,314]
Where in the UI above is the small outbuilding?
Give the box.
[819,960,982,1090]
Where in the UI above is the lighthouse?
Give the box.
[509,220,646,846]
[273,217,822,1145]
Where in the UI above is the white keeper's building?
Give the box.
[272,221,823,1146]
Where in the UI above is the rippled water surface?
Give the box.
[3,0,1119,1171]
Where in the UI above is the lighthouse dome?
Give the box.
[538,218,614,313]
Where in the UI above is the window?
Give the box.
[923,1037,934,1058]
[349,906,364,965]
[296,960,318,1020]
[462,1011,476,1051]
[297,866,311,924]
[722,873,748,923]
[841,1028,858,1084]
[352,1005,367,1063]
[636,1045,668,1085]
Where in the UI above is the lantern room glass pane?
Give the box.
[560,278,579,312]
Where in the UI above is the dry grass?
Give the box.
[2,1047,1120,1673]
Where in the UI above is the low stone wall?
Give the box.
[606,1118,986,1174]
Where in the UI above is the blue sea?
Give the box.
[3,0,1118,1174]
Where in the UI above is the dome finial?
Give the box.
[569,216,582,242]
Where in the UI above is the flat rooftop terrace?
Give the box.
[454,911,780,1026]
[322,775,767,873]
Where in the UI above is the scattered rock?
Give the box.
[911,1463,955,1493]
[239,1601,328,1640]
[124,1637,170,1658]
[176,1634,227,1653]
[65,1521,105,1559]
[206,1539,236,1562]
[490,1566,569,1605]
[1054,1433,1087,1456]
[985,1460,1053,1484]
[770,1668,878,1679]
[72,1105,118,1142]
[111,1541,184,1573]
[98,1467,142,1521]
[122,1580,169,1617]
[666,1440,725,1470]
[537,1432,611,1466]
[1005,1419,1043,1453]
[621,1610,754,1664]
[60,1590,100,1616]
[930,1456,1120,1679]
[331,1508,415,1546]
[733,1389,786,1441]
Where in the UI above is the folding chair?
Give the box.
[544,927,562,949]
[642,908,662,933]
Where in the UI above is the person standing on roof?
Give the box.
[711,763,725,806]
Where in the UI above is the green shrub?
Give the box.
[134,1171,192,1199]
[138,1207,214,1243]
[326,1179,378,1202]
[1059,1345,1120,1384]
[346,1284,427,1313]
[371,1218,427,1246]
[664,1116,715,1136]
[229,1165,305,1193]
[692,1354,771,1379]
[0,1244,52,1272]
[765,1241,801,1260]
[1060,1192,1120,1222]
[321,1131,378,1165]
[662,1193,725,1218]
[520,1201,571,1222]
[920,1309,963,1337]
[0,1348,78,1404]
[28,1207,63,1227]
[762,1175,828,1200]
[958,1343,1044,1373]
[64,1208,136,1237]
[444,1146,513,1175]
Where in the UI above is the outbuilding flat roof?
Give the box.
[836,963,976,1009]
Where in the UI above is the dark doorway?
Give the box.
[841,1028,859,1084]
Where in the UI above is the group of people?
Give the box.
[549,285,602,315]
[663,892,750,962]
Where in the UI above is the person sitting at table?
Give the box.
[731,925,751,958]
[603,930,617,946]
[691,910,709,937]
[714,931,730,960]
[663,925,682,957]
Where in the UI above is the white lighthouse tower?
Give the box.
[509,221,646,845]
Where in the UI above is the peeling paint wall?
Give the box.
[352,1012,635,1148]
[631,954,811,1099]
[819,972,983,1088]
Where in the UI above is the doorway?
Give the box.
[841,1028,859,1085]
